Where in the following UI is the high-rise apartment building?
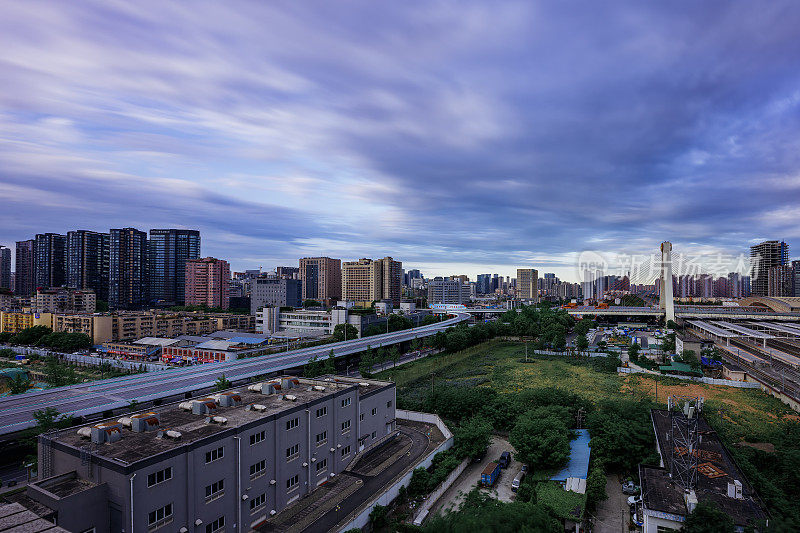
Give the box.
[476,274,491,295]
[250,278,303,313]
[768,264,792,297]
[34,233,67,289]
[185,257,231,309]
[67,230,110,301]
[428,278,471,304]
[0,245,10,291]
[750,240,789,296]
[793,260,800,297]
[299,257,341,303]
[516,268,539,302]
[14,239,35,296]
[342,257,402,305]
[109,228,149,309]
[149,229,201,306]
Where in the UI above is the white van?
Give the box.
[511,469,526,492]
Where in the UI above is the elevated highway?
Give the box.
[441,305,800,321]
[0,313,469,437]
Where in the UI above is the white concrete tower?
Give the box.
[659,241,675,323]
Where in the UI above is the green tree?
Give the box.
[390,346,400,368]
[302,299,322,308]
[575,334,589,354]
[358,346,374,378]
[369,504,388,529]
[0,347,16,358]
[322,349,336,375]
[11,325,52,346]
[32,407,72,433]
[627,342,641,363]
[585,467,607,511]
[681,501,734,533]
[662,332,676,354]
[7,373,31,394]
[214,373,231,391]
[332,323,358,342]
[453,416,492,460]
[510,411,571,470]
[553,334,566,352]
[304,355,322,378]
[597,340,608,352]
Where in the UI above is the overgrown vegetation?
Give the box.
[1,326,92,352]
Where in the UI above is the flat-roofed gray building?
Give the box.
[31,376,396,533]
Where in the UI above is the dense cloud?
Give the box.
[2,1,800,280]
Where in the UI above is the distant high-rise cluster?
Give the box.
[12,227,202,310]
[750,240,791,297]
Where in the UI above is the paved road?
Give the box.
[593,475,629,533]
[0,315,468,436]
[431,436,515,516]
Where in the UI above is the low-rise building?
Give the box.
[30,376,396,533]
[639,406,768,532]
[52,312,256,345]
[250,278,303,313]
[34,288,97,313]
[0,311,53,334]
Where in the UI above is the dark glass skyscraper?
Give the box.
[109,228,148,309]
[67,230,110,301]
[15,239,35,296]
[0,245,11,291]
[34,233,67,289]
[148,229,201,306]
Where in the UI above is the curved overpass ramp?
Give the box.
[0,313,469,437]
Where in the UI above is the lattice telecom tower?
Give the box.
[668,395,704,491]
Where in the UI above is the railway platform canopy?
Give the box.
[713,321,774,346]
[746,322,800,337]
[686,320,738,345]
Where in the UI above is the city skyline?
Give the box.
[3,3,800,281]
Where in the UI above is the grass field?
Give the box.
[379,340,797,442]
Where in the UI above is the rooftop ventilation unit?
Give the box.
[157,429,182,440]
[179,401,194,411]
[359,382,370,387]
[130,412,161,432]
[215,392,242,408]
[206,416,228,425]
[283,394,297,402]
[77,427,92,439]
[90,422,123,444]
[281,377,299,390]
[192,398,218,415]
[312,385,326,392]
[246,403,268,412]
[248,382,276,395]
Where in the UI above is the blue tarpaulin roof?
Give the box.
[701,357,722,366]
[551,429,591,481]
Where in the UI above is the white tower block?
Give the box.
[659,241,675,323]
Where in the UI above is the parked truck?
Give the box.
[481,462,501,487]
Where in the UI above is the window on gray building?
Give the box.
[250,431,266,445]
[287,474,299,491]
[147,467,172,487]
[205,447,224,464]
[371,408,377,416]
[204,479,225,503]
[315,431,327,446]
[341,419,350,433]
[387,400,392,408]
[360,413,364,421]
[250,492,267,513]
[286,417,299,430]
[249,459,266,480]
[315,458,327,474]
[286,444,299,461]
[147,503,173,531]
[341,397,351,408]
[315,406,327,417]
[341,445,351,458]
[205,516,224,533]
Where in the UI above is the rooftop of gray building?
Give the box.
[50,376,393,466]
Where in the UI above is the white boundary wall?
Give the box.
[336,410,453,532]
[618,366,760,388]
[412,457,469,525]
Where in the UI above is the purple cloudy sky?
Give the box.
[2,1,800,281]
